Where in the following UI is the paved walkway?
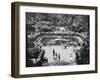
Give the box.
[42,45,76,65]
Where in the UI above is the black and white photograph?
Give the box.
[11,2,97,77]
[26,12,90,67]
